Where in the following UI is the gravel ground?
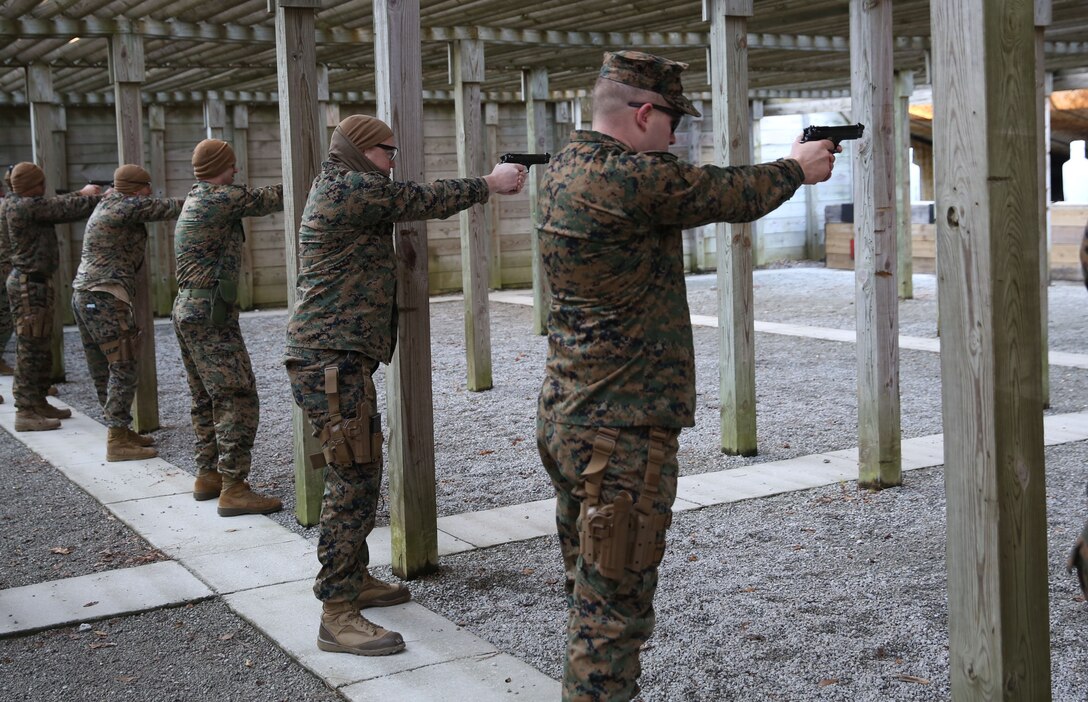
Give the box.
[3,266,1086,700]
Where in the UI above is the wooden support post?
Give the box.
[750,98,764,265]
[274,0,325,527]
[110,32,159,433]
[484,102,502,288]
[26,63,67,383]
[1035,2,1051,409]
[802,113,823,262]
[895,71,915,300]
[51,106,74,327]
[524,68,550,336]
[932,0,1052,697]
[708,0,757,456]
[374,0,439,578]
[850,0,901,488]
[317,64,339,147]
[452,39,492,392]
[553,100,572,153]
[684,99,703,272]
[233,104,255,311]
[204,95,227,140]
[147,105,173,317]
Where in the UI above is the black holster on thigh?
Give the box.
[579,427,672,581]
[309,365,383,469]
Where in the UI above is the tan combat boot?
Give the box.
[47,385,58,396]
[106,427,158,462]
[217,478,283,517]
[126,428,155,447]
[317,600,405,656]
[0,358,13,375]
[34,401,72,420]
[193,471,223,501]
[353,572,411,609]
[15,409,60,432]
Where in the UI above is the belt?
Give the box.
[177,288,215,299]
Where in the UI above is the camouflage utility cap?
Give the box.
[599,50,702,118]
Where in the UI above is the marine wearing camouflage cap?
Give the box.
[598,49,702,118]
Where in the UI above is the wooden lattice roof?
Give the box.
[1,0,1087,141]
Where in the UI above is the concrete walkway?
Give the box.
[3,300,1088,699]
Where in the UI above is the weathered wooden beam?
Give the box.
[932,0,1052,696]
[452,39,492,392]
[484,102,502,288]
[50,105,74,328]
[146,104,173,317]
[524,66,550,336]
[708,0,757,457]
[26,63,68,384]
[851,0,900,489]
[374,0,440,579]
[110,33,159,433]
[203,95,227,139]
[1036,1,1052,410]
[232,104,255,311]
[273,0,324,527]
[894,70,914,300]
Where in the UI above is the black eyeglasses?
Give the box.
[376,144,398,161]
[628,102,683,133]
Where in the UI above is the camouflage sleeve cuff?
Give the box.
[777,158,806,189]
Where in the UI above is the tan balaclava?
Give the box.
[192,139,236,181]
[328,115,393,174]
[113,164,152,195]
[10,162,45,195]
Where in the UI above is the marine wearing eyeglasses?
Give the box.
[536,49,839,702]
[284,114,527,659]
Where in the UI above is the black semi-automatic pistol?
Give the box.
[500,153,551,168]
[800,123,865,147]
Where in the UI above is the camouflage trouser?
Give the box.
[71,290,140,428]
[285,347,383,603]
[172,295,258,480]
[6,271,54,410]
[0,264,12,357]
[537,417,680,702]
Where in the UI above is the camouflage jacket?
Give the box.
[174,181,283,290]
[73,192,185,299]
[0,192,15,274]
[4,192,101,276]
[286,160,489,361]
[538,130,804,428]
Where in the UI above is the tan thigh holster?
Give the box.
[309,365,383,469]
[579,427,672,581]
[99,317,142,363]
[16,275,50,338]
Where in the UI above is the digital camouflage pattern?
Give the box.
[4,193,99,275]
[0,193,15,356]
[4,193,100,410]
[285,160,489,362]
[538,130,804,429]
[285,347,382,602]
[537,418,680,702]
[285,160,488,604]
[71,290,139,428]
[173,181,282,480]
[538,129,805,700]
[73,192,184,299]
[174,181,282,289]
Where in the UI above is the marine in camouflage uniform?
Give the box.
[172,139,284,515]
[72,165,183,460]
[4,162,101,431]
[537,51,836,701]
[0,169,17,376]
[284,114,525,656]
